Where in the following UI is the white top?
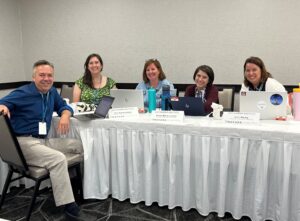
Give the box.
[241,77,286,92]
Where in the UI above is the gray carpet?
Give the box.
[0,186,253,221]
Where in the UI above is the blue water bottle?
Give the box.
[161,85,171,111]
[148,87,156,113]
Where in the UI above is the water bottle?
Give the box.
[293,87,300,121]
[161,85,171,111]
[148,87,156,113]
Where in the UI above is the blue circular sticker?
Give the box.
[270,94,283,105]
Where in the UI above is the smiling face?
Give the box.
[194,70,209,90]
[32,65,54,93]
[244,62,262,88]
[88,56,102,76]
[146,63,160,82]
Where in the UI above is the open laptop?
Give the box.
[170,97,205,116]
[239,91,287,119]
[110,89,144,109]
[73,96,114,120]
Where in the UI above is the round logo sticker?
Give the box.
[257,101,267,110]
[270,94,283,105]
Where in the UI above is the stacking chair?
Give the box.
[218,87,235,111]
[60,84,74,101]
[0,113,83,221]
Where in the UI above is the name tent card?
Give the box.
[223,112,260,124]
[108,107,139,119]
[151,110,184,122]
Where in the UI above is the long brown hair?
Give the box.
[83,53,103,88]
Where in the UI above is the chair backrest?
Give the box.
[0,113,29,173]
[60,84,74,101]
[218,87,234,111]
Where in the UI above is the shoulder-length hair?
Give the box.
[142,59,166,83]
[83,53,103,88]
[243,56,272,87]
[193,65,215,86]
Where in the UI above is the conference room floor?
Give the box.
[0,186,256,221]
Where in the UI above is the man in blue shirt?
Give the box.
[0,60,82,218]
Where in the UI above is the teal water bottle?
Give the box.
[148,87,156,113]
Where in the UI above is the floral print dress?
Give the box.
[75,77,116,105]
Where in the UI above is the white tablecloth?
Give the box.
[48,115,300,221]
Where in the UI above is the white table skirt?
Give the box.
[48,116,300,221]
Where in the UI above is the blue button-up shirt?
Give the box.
[0,82,73,136]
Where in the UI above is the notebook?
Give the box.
[73,96,114,119]
[110,89,144,109]
[239,91,287,119]
[170,97,205,116]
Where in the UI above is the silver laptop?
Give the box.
[239,91,287,119]
[110,89,144,109]
[73,96,114,120]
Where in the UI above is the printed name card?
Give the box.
[151,110,184,122]
[222,112,260,124]
[108,107,139,119]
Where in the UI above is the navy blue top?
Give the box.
[0,82,73,136]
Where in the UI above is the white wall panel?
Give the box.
[0,0,25,82]
[5,0,300,85]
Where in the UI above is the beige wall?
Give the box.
[0,0,25,83]
[1,0,300,85]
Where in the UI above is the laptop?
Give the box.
[73,96,114,119]
[170,97,205,116]
[239,91,287,119]
[110,89,144,109]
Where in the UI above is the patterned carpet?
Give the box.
[0,185,254,221]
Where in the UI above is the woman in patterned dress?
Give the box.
[73,53,116,105]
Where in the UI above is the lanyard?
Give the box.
[250,82,265,91]
[195,87,206,102]
[40,92,49,122]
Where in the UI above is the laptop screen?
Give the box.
[94,96,115,118]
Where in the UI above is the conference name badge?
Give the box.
[39,122,47,135]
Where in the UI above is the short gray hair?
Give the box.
[32,60,54,76]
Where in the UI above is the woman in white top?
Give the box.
[241,56,291,114]
[241,56,286,92]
